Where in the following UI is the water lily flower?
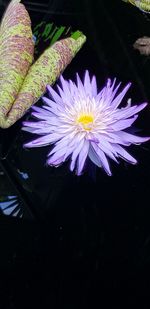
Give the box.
[22,71,149,176]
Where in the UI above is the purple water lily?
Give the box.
[22,71,149,176]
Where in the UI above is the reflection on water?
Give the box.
[0,167,30,218]
[0,166,29,219]
[0,195,23,218]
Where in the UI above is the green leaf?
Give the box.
[50,26,66,45]
[33,21,72,55]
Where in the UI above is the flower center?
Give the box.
[77,114,94,131]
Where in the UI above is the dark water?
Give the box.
[0,0,150,307]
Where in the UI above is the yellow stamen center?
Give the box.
[77,114,94,131]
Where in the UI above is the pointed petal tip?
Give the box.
[46,159,51,167]
[76,72,80,80]
[134,102,148,110]
[125,81,132,88]
[140,102,148,110]
[22,121,27,127]
[76,171,83,176]
[131,136,150,144]
[132,159,138,165]
[46,84,54,94]
[142,101,148,106]
[129,157,138,165]
[46,84,51,91]
[142,136,150,142]
[23,142,32,149]
[59,74,63,79]
[23,138,44,148]
[42,96,47,101]
[106,78,112,87]
[85,69,90,74]
[106,169,112,176]
[22,121,32,129]
[42,96,51,104]
[123,81,132,91]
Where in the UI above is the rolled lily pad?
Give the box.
[0,0,86,129]
[2,33,86,128]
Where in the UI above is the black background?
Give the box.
[0,0,150,307]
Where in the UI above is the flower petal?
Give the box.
[84,70,92,97]
[97,132,131,146]
[112,144,137,164]
[47,84,63,105]
[47,155,64,167]
[76,73,86,98]
[47,147,68,165]
[48,131,76,156]
[70,138,85,172]
[22,120,52,134]
[24,133,61,148]
[108,115,138,131]
[42,97,63,113]
[115,131,150,145]
[92,143,112,176]
[98,139,119,163]
[114,102,147,119]
[111,83,131,109]
[77,140,89,175]
[91,75,97,97]
[88,145,102,167]
[60,75,71,99]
